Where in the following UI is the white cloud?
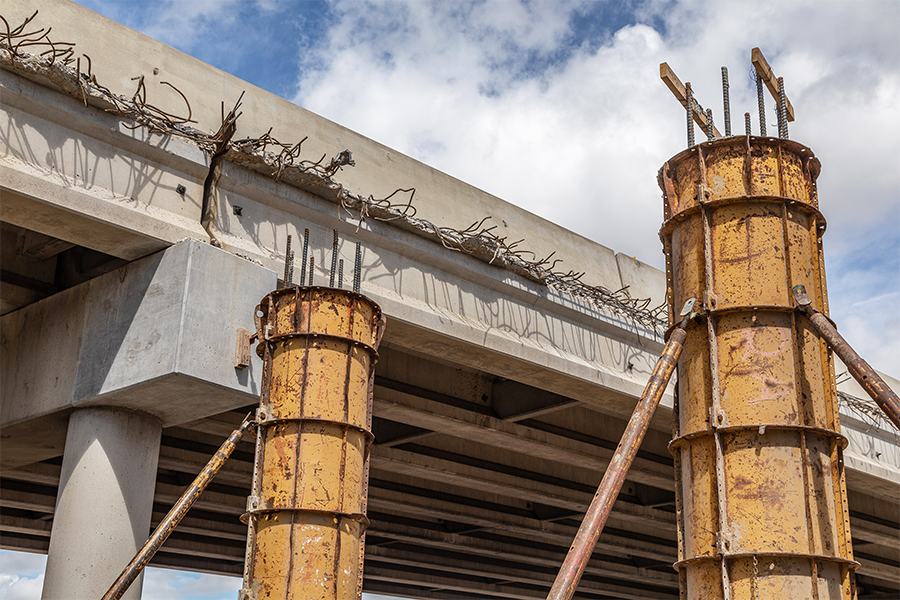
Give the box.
[0,573,45,600]
[0,551,46,600]
[294,0,899,376]
[142,567,241,599]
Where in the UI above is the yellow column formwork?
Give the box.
[240,286,383,600]
[658,137,857,600]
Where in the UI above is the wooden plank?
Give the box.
[751,47,795,122]
[659,62,723,138]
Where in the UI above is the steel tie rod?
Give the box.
[546,299,699,600]
[101,414,256,600]
[793,285,900,430]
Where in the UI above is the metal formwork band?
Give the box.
[242,284,383,600]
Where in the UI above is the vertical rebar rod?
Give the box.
[721,67,731,137]
[300,228,310,287]
[685,82,695,148]
[102,417,254,600]
[745,112,751,136]
[793,286,900,429]
[283,235,292,285]
[775,76,784,138]
[329,229,338,287]
[338,259,344,290]
[288,251,294,286]
[546,318,692,600]
[308,256,314,286]
[353,242,362,293]
[756,73,767,136]
[706,108,715,140]
[778,77,789,139]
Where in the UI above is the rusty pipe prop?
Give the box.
[793,285,900,430]
[546,299,697,600]
[101,414,255,600]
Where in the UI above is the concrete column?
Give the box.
[42,407,162,600]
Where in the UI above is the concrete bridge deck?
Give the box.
[1,2,898,598]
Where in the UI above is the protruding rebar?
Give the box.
[721,67,731,137]
[353,242,362,293]
[283,235,292,286]
[744,112,752,136]
[329,229,339,287]
[308,256,314,286]
[756,72,767,136]
[705,108,715,140]
[778,77,789,139]
[288,251,294,286]
[299,228,309,287]
[338,259,344,290]
[685,82,695,148]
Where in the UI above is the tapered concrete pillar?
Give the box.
[42,407,162,600]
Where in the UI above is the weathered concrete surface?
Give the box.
[0,239,274,468]
[0,7,897,597]
[42,407,160,600]
[3,0,634,296]
[836,357,900,500]
[0,222,58,312]
[1,69,208,260]
[1,53,673,435]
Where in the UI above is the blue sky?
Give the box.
[3,0,898,597]
[58,0,896,375]
[0,550,241,600]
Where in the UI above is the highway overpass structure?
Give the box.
[1,2,898,599]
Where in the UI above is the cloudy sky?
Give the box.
[3,0,898,597]
[56,0,897,373]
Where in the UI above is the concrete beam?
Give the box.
[366,487,677,564]
[366,519,678,587]
[365,546,676,600]
[372,385,674,491]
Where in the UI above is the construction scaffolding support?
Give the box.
[659,137,858,599]
[240,286,383,600]
[793,285,900,430]
[546,300,698,600]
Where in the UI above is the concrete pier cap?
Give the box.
[0,238,277,469]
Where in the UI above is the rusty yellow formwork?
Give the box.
[240,286,383,600]
[659,137,857,599]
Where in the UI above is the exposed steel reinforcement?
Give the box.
[240,286,383,600]
[659,137,858,599]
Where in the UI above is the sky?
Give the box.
[3,0,898,597]
[55,0,897,375]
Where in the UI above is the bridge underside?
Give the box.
[2,304,898,598]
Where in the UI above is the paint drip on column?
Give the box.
[659,137,858,599]
[240,285,384,600]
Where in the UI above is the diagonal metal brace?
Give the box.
[793,285,900,430]
[546,299,698,600]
